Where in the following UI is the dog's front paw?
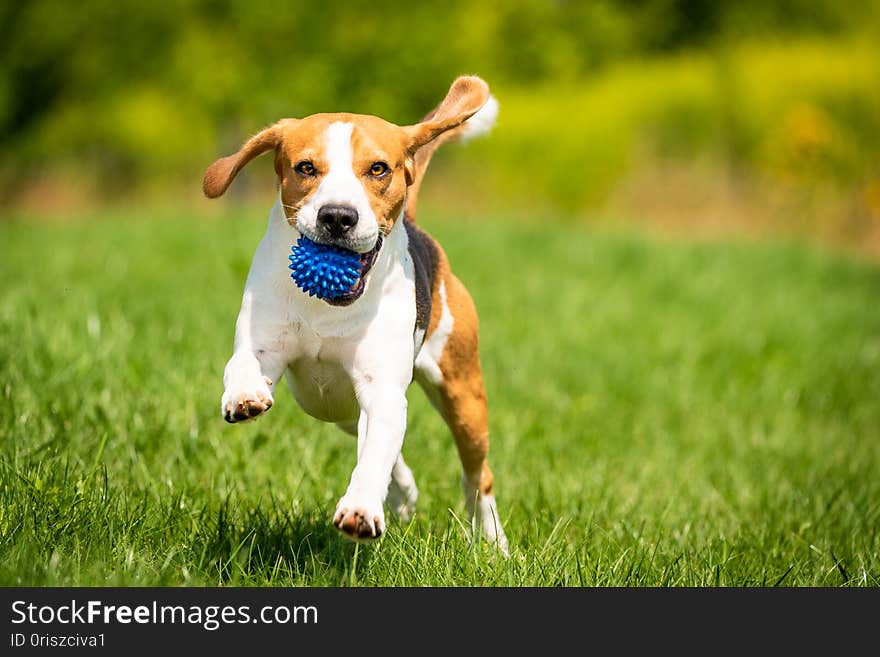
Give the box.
[333,494,385,541]
[222,376,274,423]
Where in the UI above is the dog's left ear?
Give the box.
[403,76,491,152]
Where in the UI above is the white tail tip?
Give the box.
[459,95,498,143]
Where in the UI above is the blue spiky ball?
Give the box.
[288,236,362,300]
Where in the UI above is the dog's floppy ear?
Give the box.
[203,120,296,198]
[403,76,491,152]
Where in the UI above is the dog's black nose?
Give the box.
[317,204,359,238]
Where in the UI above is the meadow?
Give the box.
[1,207,878,586]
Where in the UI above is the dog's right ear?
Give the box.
[203,120,295,198]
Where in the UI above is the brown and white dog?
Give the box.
[203,76,507,552]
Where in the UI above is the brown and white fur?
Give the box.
[203,76,507,552]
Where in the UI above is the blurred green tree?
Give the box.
[0,0,877,206]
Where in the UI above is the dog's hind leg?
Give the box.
[336,422,418,523]
[415,273,508,555]
[386,455,419,522]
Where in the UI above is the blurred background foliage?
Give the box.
[1,0,879,250]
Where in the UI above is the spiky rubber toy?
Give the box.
[288,236,362,300]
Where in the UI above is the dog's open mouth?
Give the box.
[324,236,383,306]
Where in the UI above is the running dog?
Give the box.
[203,76,507,552]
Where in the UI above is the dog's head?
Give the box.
[203,75,490,304]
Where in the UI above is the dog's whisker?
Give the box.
[280,203,302,221]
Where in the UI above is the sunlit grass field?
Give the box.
[1,208,878,586]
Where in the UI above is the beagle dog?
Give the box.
[203,76,507,553]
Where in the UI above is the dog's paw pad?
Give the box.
[222,386,274,423]
[333,500,385,541]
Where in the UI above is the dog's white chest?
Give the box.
[286,353,359,423]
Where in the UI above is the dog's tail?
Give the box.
[404,94,499,222]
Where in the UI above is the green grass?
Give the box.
[1,207,879,586]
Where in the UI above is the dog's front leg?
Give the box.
[333,385,408,540]
[221,288,289,423]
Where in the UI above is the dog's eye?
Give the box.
[295,161,316,176]
[369,162,389,177]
